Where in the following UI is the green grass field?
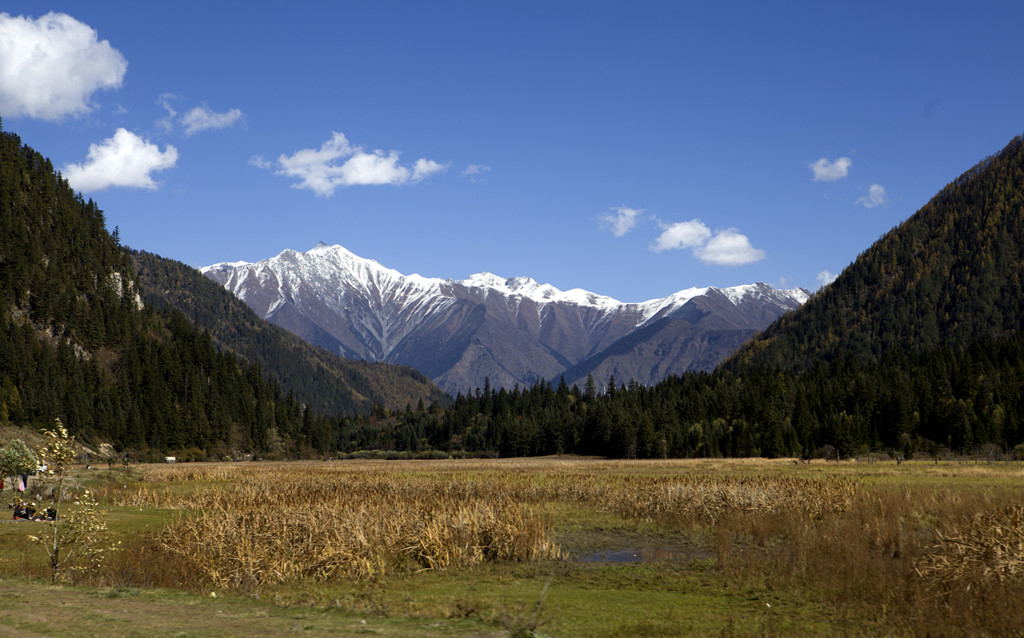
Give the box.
[1,457,1022,637]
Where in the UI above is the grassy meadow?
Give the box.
[1,456,1023,637]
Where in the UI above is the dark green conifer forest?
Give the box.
[4,115,1024,460]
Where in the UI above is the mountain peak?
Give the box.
[719,282,811,307]
[304,242,360,262]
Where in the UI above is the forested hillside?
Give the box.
[733,139,1024,370]
[0,121,437,459]
[711,134,1024,456]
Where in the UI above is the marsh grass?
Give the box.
[115,466,565,590]
[15,457,1023,636]
[917,504,1024,585]
[102,462,856,591]
[710,481,1024,636]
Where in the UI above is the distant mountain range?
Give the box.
[202,244,809,393]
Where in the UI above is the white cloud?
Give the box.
[157,95,242,136]
[0,12,127,121]
[651,219,712,252]
[462,164,491,176]
[809,157,851,181]
[599,206,643,237]
[694,228,766,266]
[269,131,447,196]
[64,128,178,192]
[856,183,888,208]
[413,158,446,180]
[156,93,178,131]
[817,270,838,287]
[462,164,491,183]
[182,104,243,136]
[651,219,765,266]
[248,155,272,170]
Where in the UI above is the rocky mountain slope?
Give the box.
[203,243,809,393]
[132,250,447,415]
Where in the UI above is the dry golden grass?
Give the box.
[706,476,1024,636]
[917,505,1024,587]
[116,464,565,590]
[87,457,1024,635]
[599,474,857,526]
[106,459,859,593]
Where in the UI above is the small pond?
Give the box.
[575,546,711,563]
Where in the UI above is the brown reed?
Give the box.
[144,466,563,590]
[111,461,858,592]
[917,505,1024,587]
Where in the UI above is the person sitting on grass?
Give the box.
[32,506,56,521]
[12,501,27,519]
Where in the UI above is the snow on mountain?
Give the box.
[204,242,807,322]
[458,272,623,309]
[202,243,810,393]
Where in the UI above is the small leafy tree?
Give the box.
[29,418,110,583]
[0,439,36,505]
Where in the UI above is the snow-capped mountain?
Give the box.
[202,243,809,394]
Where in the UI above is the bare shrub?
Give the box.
[31,419,111,583]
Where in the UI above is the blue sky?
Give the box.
[2,2,1023,302]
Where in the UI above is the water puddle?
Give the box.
[575,546,710,563]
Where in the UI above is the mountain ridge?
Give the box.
[203,243,809,393]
